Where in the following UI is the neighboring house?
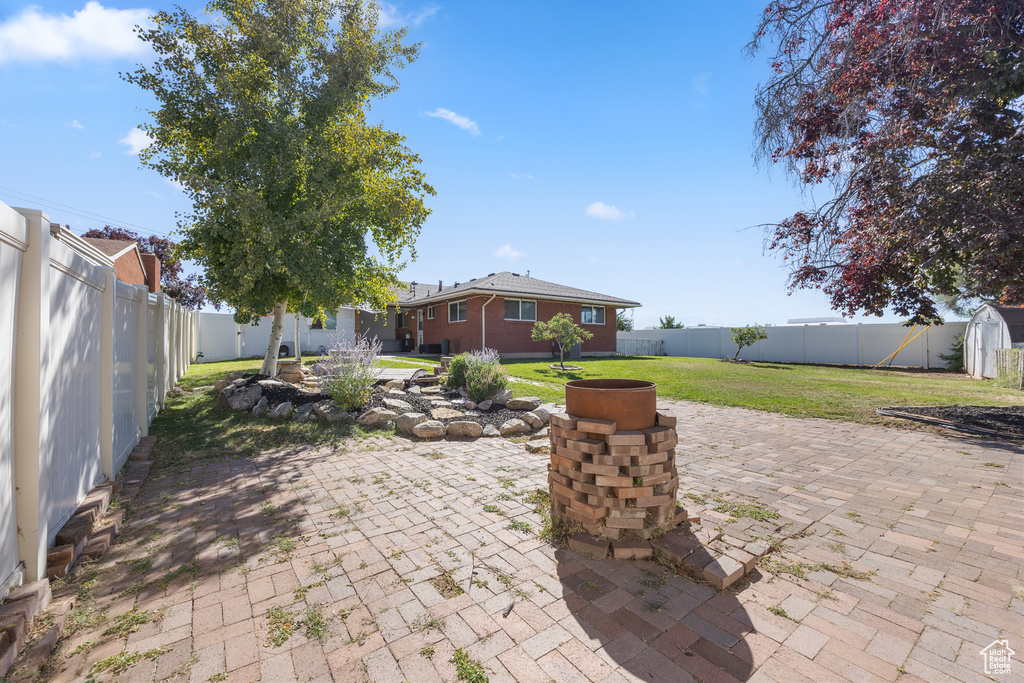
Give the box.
[80,236,161,292]
[398,271,641,358]
[965,303,1024,378]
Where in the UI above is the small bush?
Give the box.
[446,349,508,402]
[445,353,471,389]
[730,324,768,361]
[939,333,964,372]
[313,336,383,410]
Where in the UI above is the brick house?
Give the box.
[391,271,640,358]
[81,237,161,293]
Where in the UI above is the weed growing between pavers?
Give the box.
[451,648,489,683]
[265,606,299,647]
[88,647,169,676]
[430,569,464,598]
[102,606,159,637]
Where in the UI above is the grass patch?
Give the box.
[711,495,779,522]
[103,607,156,637]
[501,356,1023,424]
[451,648,489,683]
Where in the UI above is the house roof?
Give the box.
[81,237,139,260]
[989,304,1024,343]
[395,271,641,308]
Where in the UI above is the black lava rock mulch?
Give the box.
[881,405,1024,438]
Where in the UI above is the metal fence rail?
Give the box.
[617,338,664,357]
[994,348,1024,390]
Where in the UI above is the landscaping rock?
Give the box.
[431,407,464,420]
[507,396,542,411]
[482,424,500,437]
[372,385,387,394]
[294,403,316,423]
[356,408,398,427]
[269,402,293,420]
[447,421,484,438]
[383,398,413,412]
[395,412,428,434]
[522,411,545,429]
[407,385,422,395]
[388,388,406,396]
[313,400,353,423]
[386,379,405,390]
[499,419,531,437]
[412,420,446,439]
[257,379,287,389]
[252,397,269,417]
[525,439,549,453]
[531,407,551,424]
[489,389,513,405]
[219,384,262,411]
[476,400,492,411]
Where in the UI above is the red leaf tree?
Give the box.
[749,0,1024,322]
[82,226,211,310]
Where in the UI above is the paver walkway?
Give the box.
[42,402,1023,682]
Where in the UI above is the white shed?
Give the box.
[965,304,1024,378]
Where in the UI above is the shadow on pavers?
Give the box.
[556,546,758,682]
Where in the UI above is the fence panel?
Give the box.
[147,294,158,422]
[616,338,664,356]
[995,349,1024,390]
[196,312,240,361]
[113,281,144,473]
[46,240,105,543]
[0,206,27,595]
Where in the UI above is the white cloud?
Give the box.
[119,127,152,155]
[425,108,480,136]
[493,244,524,261]
[65,119,84,129]
[0,2,152,65]
[585,201,631,221]
[377,3,439,29]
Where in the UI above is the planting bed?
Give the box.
[880,405,1024,437]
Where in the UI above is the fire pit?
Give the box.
[548,379,684,542]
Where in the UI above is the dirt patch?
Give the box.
[882,405,1024,437]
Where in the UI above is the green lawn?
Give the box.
[502,356,1023,424]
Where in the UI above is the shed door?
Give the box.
[981,322,1002,378]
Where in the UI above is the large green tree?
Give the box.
[124,0,434,375]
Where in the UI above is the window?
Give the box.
[449,300,467,322]
[581,305,605,325]
[427,305,434,320]
[504,298,537,321]
[310,312,337,330]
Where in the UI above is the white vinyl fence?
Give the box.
[618,322,967,369]
[0,204,194,591]
[195,309,357,362]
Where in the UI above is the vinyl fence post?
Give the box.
[155,294,166,411]
[136,286,149,438]
[12,209,51,581]
[99,268,116,480]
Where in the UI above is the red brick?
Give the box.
[606,431,646,446]
[612,538,653,560]
[568,534,610,558]
[577,418,617,435]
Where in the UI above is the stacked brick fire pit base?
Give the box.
[548,379,764,591]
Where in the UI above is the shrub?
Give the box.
[445,353,471,390]
[312,336,382,410]
[446,348,508,402]
[939,334,965,372]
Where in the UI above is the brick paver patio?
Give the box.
[43,401,1023,682]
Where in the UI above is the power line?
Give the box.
[0,184,178,238]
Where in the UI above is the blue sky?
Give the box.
[0,1,939,328]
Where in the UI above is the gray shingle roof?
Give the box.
[81,237,138,259]
[990,305,1024,343]
[393,272,640,307]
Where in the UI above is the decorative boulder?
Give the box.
[213,379,230,392]
[219,384,262,411]
[431,407,463,420]
[407,385,422,395]
[531,407,551,424]
[482,424,501,438]
[356,408,398,427]
[395,412,428,434]
[499,419,531,437]
[383,398,413,413]
[446,421,484,438]
[507,396,542,411]
[252,397,270,417]
[522,411,545,429]
[372,385,388,394]
[269,402,293,420]
[313,400,353,423]
[279,373,304,384]
[294,403,316,423]
[412,420,447,439]
[257,379,287,389]
[386,379,405,390]
[476,400,492,411]
[490,389,514,406]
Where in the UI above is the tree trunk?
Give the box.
[732,345,742,361]
[293,312,302,363]
[260,300,287,376]
[559,343,566,369]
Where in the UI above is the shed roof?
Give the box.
[989,304,1024,343]
[395,271,641,308]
